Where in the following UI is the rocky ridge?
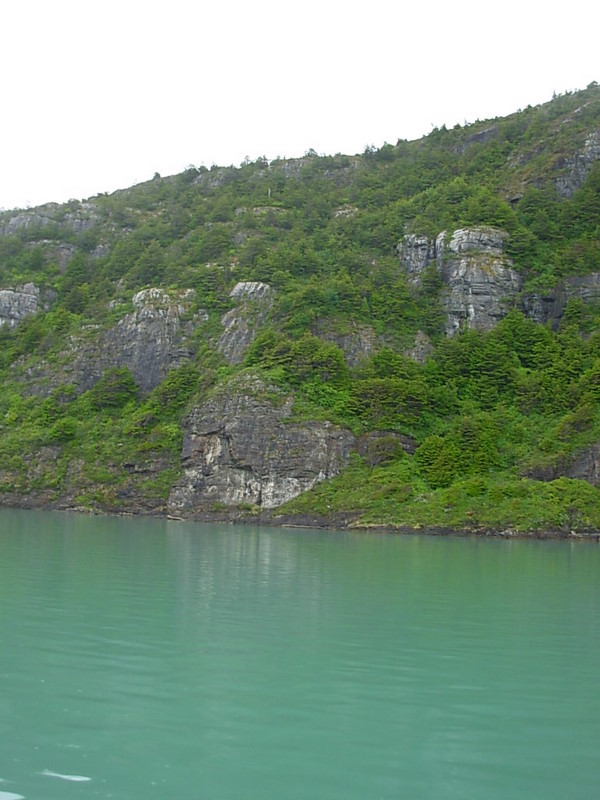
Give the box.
[0,202,100,237]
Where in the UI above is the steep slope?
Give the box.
[1,83,600,534]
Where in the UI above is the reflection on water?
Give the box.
[0,509,599,799]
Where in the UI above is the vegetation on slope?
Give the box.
[1,83,600,531]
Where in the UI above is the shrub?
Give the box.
[87,368,138,411]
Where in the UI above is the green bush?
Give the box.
[87,368,138,411]
[47,416,78,442]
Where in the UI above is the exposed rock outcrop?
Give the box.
[106,288,207,392]
[457,125,499,152]
[564,442,600,485]
[520,290,564,326]
[23,287,207,395]
[405,330,434,364]
[0,283,41,328]
[441,228,522,335]
[525,441,600,487]
[217,281,274,365]
[0,202,100,237]
[554,130,600,198]
[315,321,377,366]
[397,234,442,284]
[333,205,358,219]
[565,273,600,303]
[522,273,600,326]
[398,227,522,335]
[168,375,356,512]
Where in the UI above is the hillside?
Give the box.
[1,83,600,535]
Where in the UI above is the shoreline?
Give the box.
[1,492,599,541]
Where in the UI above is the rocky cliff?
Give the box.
[399,225,600,334]
[217,281,274,365]
[168,375,356,513]
[398,227,522,335]
[522,273,600,326]
[0,201,100,237]
[23,287,207,395]
[0,283,42,328]
[554,129,600,198]
[440,228,522,336]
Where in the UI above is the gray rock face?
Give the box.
[520,291,563,326]
[405,330,434,364]
[0,210,56,237]
[397,234,439,284]
[564,442,600,485]
[445,227,506,257]
[397,227,522,335]
[271,158,310,179]
[565,273,600,303]
[0,202,100,237]
[522,273,600,326]
[229,281,271,301]
[168,376,356,512]
[217,281,273,365]
[24,287,207,395]
[315,322,377,366]
[106,288,206,393]
[0,283,40,328]
[525,441,600,488]
[457,125,499,153]
[441,228,522,335]
[555,130,600,198]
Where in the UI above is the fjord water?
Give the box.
[0,510,598,800]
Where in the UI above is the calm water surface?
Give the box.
[0,509,598,799]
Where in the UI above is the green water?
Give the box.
[0,510,598,799]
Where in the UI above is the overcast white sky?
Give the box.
[1,0,598,210]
